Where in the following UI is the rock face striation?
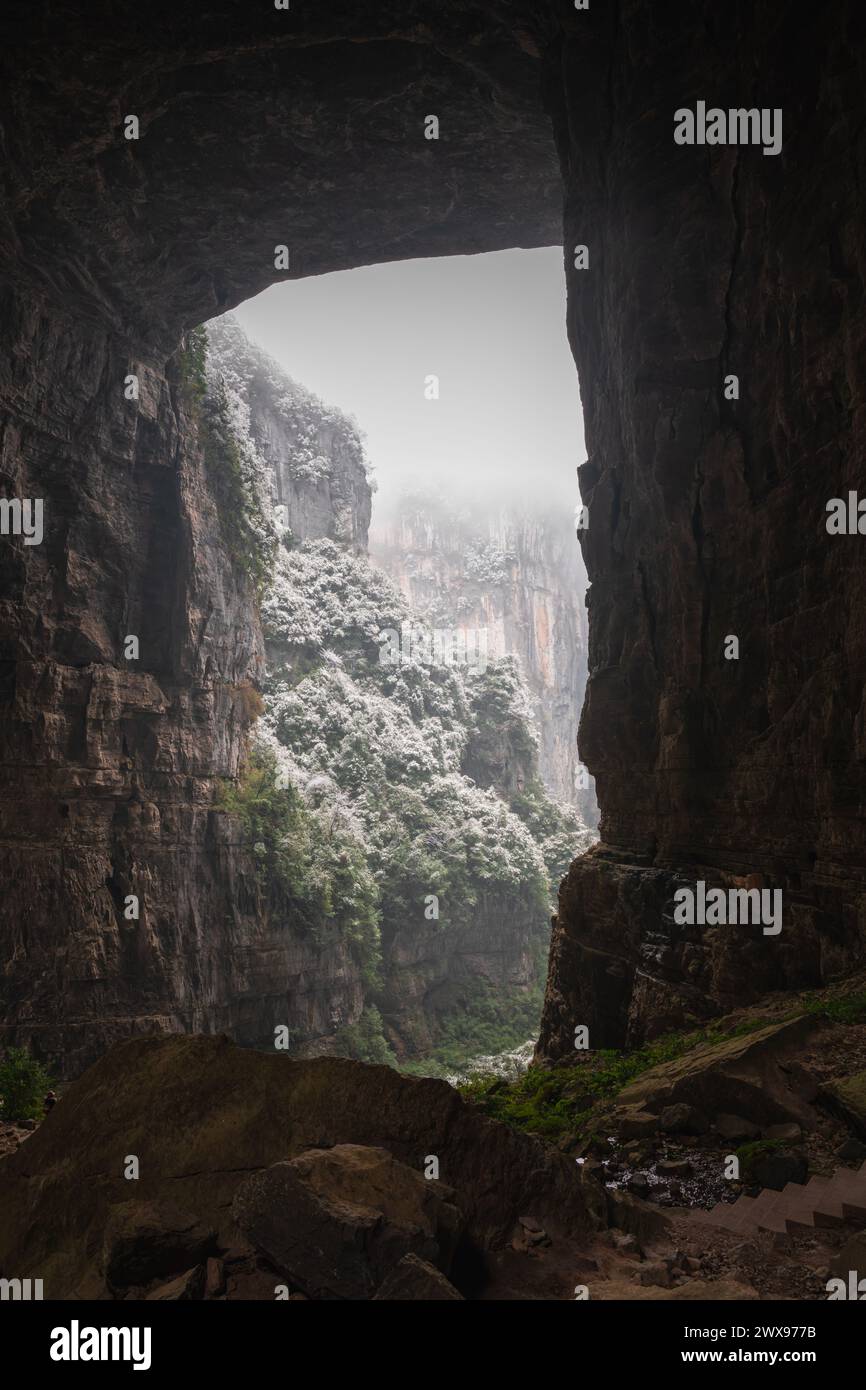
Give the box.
[536,1,866,1054]
[0,2,864,1073]
[0,4,560,1075]
[207,315,371,553]
[370,491,598,825]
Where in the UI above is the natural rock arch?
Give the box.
[0,1,864,1072]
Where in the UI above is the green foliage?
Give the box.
[735,1139,787,1180]
[263,541,553,946]
[464,540,513,586]
[801,988,866,1025]
[204,317,594,1071]
[402,968,546,1079]
[333,1006,396,1067]
[177,315,289,598]
[460,979,866,1145]
[464,657,537,781]
[206,314,371,488]
[459,1065,593,1141]
[0,1047,53,1123]
[509,778,591,897]
[217,744,308,898]
[459,1014,785,1141]
[200,380,276,595]
[179,325,208,404]
[302,808,382,985]
[218,745,382,979]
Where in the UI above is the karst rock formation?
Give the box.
[0,2,864,1076]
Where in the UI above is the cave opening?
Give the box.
[0,0,574,1083]
[2,0,866,1318]
[195,246,599,1079]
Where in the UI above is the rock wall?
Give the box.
[370,494,597,823]
[0,3,560,1077]
[207,315,371,551]
[537,0,866,1055]
[0,298,382,1075]
[1,1,864,1075]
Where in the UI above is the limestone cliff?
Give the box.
[1,1,864,1085]
[206,315,371,552]
[536,1,866,1056]
[205,318,580,1065]
[370,492,598,827]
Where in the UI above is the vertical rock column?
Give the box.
[538,1,866,1054]
[0,292,269,1075]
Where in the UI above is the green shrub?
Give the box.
[0,1047,54,1123]
[735,1139,786,1181]
[200,382,276,595]
[333,1006,396,1067]
[179,325,208,403]
[459,1065,594,1141]
[802,988,866,1025]
[218,744,383,980]
[217,745,308,898]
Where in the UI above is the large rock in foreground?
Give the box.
[612,1016,822,1131]
[373,1254,464,1301]
[0,1035,595,1300]
[102,1199,218,1291]
[232,1145,462,1299]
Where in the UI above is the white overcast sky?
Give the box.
[231,246,585,514]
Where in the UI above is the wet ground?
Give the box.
[596,1137,737,1210]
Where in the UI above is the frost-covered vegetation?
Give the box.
[254,538,585,1064]
[465,539,514,586]
[180,324,276,593]
[206,314,371,489]
[205,321,587,1069]
[260,539,574,929]
[218,742,382,986]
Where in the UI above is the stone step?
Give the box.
[825,1169,866,1195]
[821,1171,866,1221]
[690,1163,866,1237]
[751,1194,789,1236]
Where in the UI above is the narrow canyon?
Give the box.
[1,0,866,1319]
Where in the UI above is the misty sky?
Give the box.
[232,247,585,514]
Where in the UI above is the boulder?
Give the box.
[836,1138,866,1164]
[607,1189,670,1246]
[783,1062,820,1104]
[232,1144,463,1300]
[750,1151,808,1191]
[822,1071,866,1141]
[763,1123,802,1143]
[659,1103,708,1135]
[715,1114,760,1142]
[102,1200,217,1290]
[0,1036,597,1299]
[616,1018,821,1129]
[373,1254,464,1301]
[617,1108,658,1140]
[656,1159,692,1178]
[637,1261,672,1288]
